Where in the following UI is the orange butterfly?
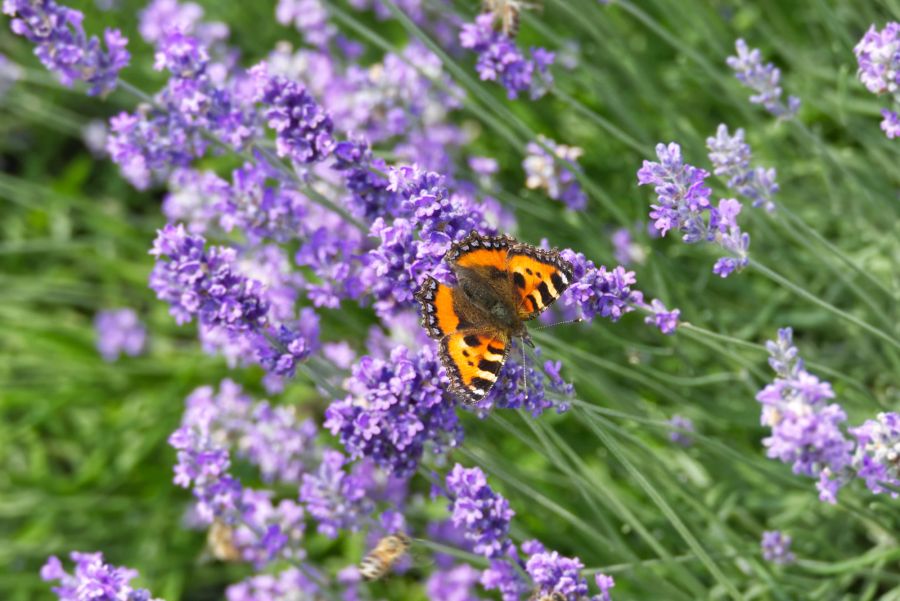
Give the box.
[415,231,574,404]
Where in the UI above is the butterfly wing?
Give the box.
[415,276,461,340]
[440,329,510,404]
[445,230,514,271]
[507,244,574,320]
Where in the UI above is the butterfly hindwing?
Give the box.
[415,276,460,340]
[507,245,573,320]
[440,329,510,404]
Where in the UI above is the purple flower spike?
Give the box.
[638,142,751,277]
[667,414,694,447]
[226,567,321,601]
[523,135,588,210]
[761,530,795,565]
[41,552,159,601]
[94,308,147,361]
[758,328,854,502]
[559,249,643,323]
[252,65,335,165]
[726,39,800,119]
[849,412,900,497]
[5,0,130,96]
[445,464,514,559]
[325,345,462,477]
[645,298,680,335]
[299,450,375,537]
[459,14,554,100]
[706,124,779,212]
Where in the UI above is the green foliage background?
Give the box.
[1,0,899,599]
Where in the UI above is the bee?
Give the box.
[530,591,567,601]
[359,533,411,581]
[482,0,541,38]
[205,519,241,562]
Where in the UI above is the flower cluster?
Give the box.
[94,308,147,361]
[5,0,129,96]
[445,464,515,558]
[758,328,854,503]
[560,249,643,321]
[325,345,462,477]
[849,412,900,497]
[706,124,779,212]
[460,14,554,100]
[275,0,335,48]
[227,568,321,601]
[853,22,900,138]
[645,298,680,335]
[611,226,647,266]
[523,135,588,210]
[41,552,160,601]
[299,450,376,538]
[667,414,695,447]
[761,531,795,565]
[726,39,800,119]
[638,142,751,277]
[524,540,615,601]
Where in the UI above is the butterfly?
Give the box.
[415,231,574,404]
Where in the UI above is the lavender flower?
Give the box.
[853,22,900,138]
[637,143,751,277]
[425,564,482,601]
[252,65,335,165]
[644,298,680,335]
[758,328,854,502]
[761,531,795,565]
[476,343,574,417]
[460,14,554,100]
[325,345,462,477]
[275,0,335,47]
[524,540,592,599]
[706,124,778,212]
[523,135,588,210]
[726,39,800,119]
[667,414,694,447]
[139,0,228,47]
[595,574,615,601]
[5,0,130,96]
[853,23,899,95]
[299,450,375,537]
[445,464,514,558]
[227,569,320,601]
[183,380,318,484]
[559,249,643,322]
[94,308,147,361]
[881,109,900,138]
[149,223,268,331]
[481,554,530,601]
[41,552,160,601]
[611,227,646,266]
[849,412,900,497]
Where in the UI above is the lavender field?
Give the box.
[2,1,899,600]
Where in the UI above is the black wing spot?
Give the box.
[536,281,553,305]
[526,268,533,275]
[487,344,505,354]
[471,377,493,392]
[550,272,565,292]
[467,361,474,366]
[478,359,501,374]
[462,350,470,357]
[463,334,481,347]
[513,272,526,289]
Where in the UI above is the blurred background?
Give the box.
[1,0,899,599]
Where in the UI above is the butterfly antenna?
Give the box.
[533,317,584,331]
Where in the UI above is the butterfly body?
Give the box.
[415,231,573,404]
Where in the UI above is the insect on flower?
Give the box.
[482,0,541,38]
[415,231,573,404]
[530,591,566,601]
[359,533,412,581]
[205,519,241,562]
